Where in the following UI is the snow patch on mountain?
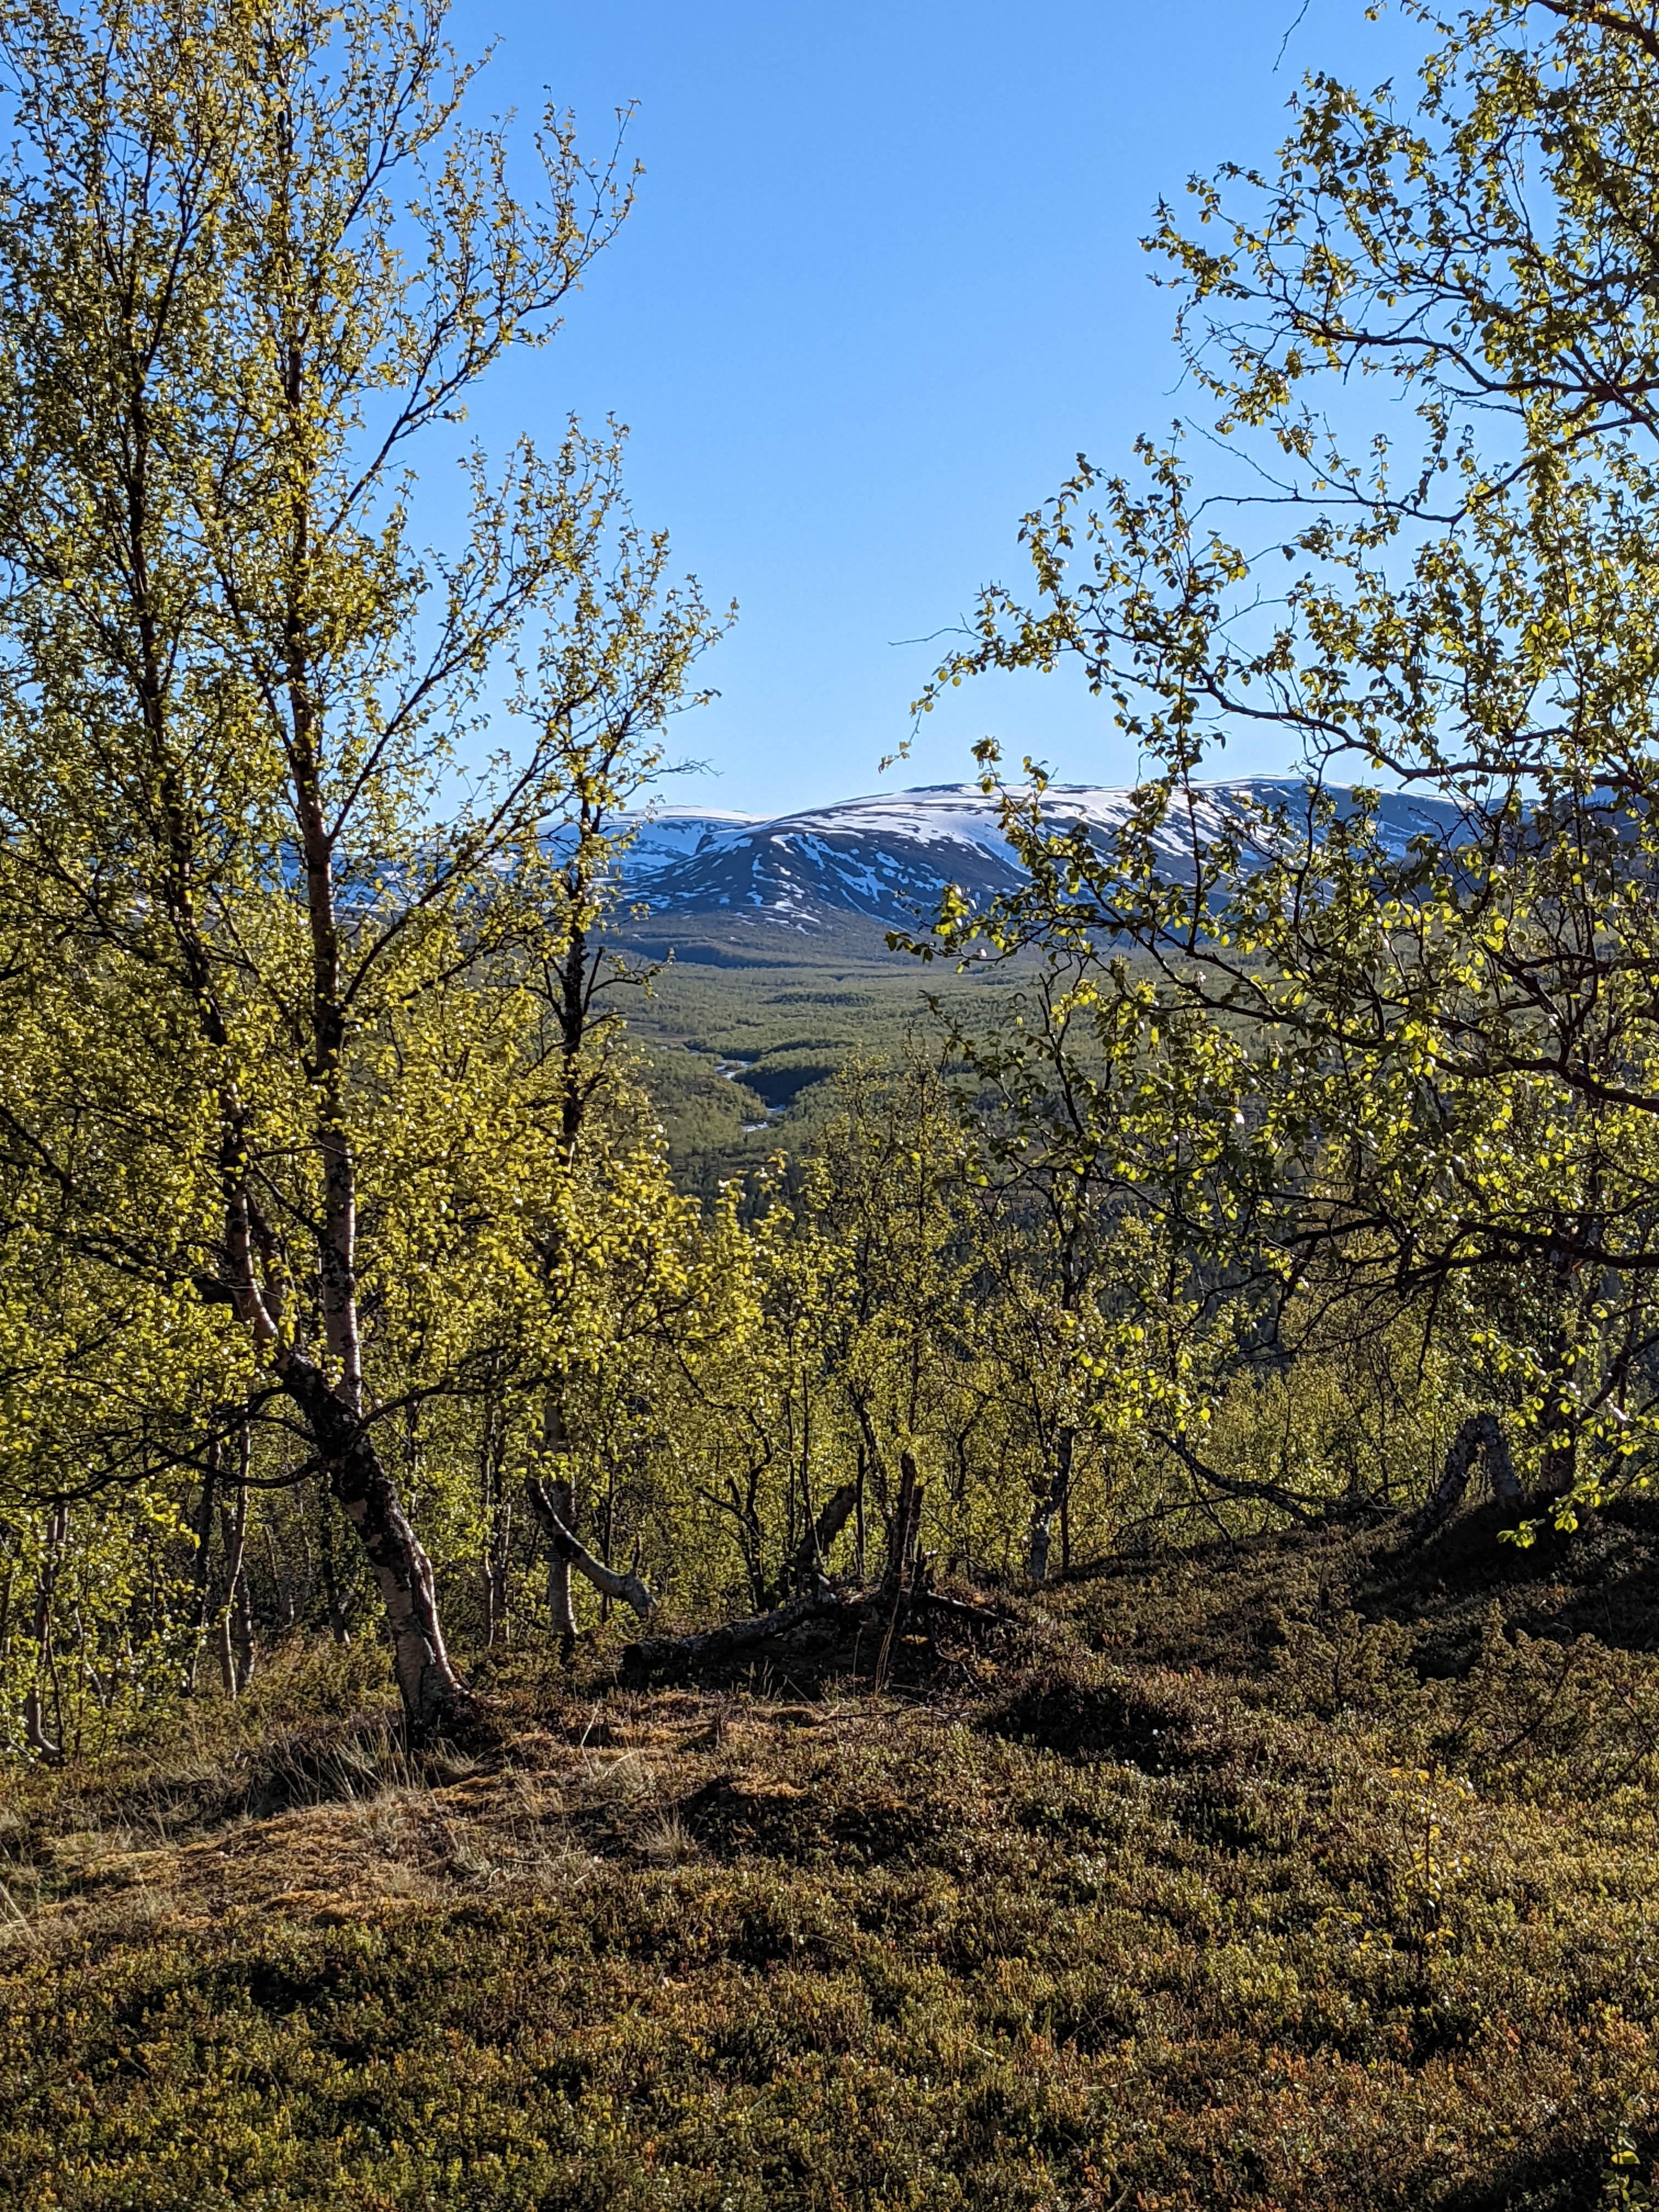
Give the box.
[598,778,1466,931]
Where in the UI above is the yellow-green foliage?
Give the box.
[0,1037,1489,1751]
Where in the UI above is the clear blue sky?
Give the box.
[449,1,1418,816]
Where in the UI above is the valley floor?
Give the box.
[4,1513,1659,2210]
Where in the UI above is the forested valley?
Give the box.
[5,1,1659,2204]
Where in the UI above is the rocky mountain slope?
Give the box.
[610,778,1466,932]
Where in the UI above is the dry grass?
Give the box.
[2,1516,1658,2208]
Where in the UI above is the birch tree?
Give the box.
[0,0,716,1730]
[918,0,1659,1527]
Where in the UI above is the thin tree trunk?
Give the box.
[788,1481,858,1593]
[883,1451,921,1595]
[798,1380,814,1574]
[1028,1425,1075,1584]
[1409,1413,1518,1543]
[545,1477,578,1661]
[875,1456,923,1691]
[853,1396,890,1528]
[279,489,471,1731]
[316,1480,349,1646]
[217,1514,254,1696]
[22,1499,66,1758]
[599,1454,618,1626]
[185,1435,221,1694]
[721,1464,768,1613]
[1538,1232,1583,1501]
[280,1352,473,1733]
[216,1415,253,1696]
[479,1401,514,1649]
[854,1439,867,1584]
[214,1595,238,1697]
[262,1514,294,1632]
[525,1476,653,1622]
[223,1160,467,1728]
[539,1395,578,1660]
[489,1488,512,1648]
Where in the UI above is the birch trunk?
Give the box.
[1027,1426,1075,1584]
[875,1458,923,1692]
[22,1499,66,1758]
[479,1403,514,1649]
[216,1417,253,1696]
[279,1351,472,1731]
[185,1436,221,1694]
[1409,1413,1518,1543]
[526,1476,653,1622]
[545,1477,579,1660]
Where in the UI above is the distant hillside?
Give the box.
[600,778,1471,1187]
[609,912,1017,1196]
[607,778,1468,933]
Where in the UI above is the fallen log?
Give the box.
[1156,1429,1329,1527]
[916,1587,1017,1630]
[621,1584,850,1678]
[619,1576,1013,1681]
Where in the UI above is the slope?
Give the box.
[610,912,1020,1193]
[3,1506,1657,2211]
[609,779,1469,930]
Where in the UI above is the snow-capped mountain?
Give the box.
[609,779,1468,932]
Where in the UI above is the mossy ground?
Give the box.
[4,1512,1659,2210]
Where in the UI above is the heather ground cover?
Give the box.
[4,1509,1656,2212]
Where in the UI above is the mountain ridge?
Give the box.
[608,777,1468,932]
